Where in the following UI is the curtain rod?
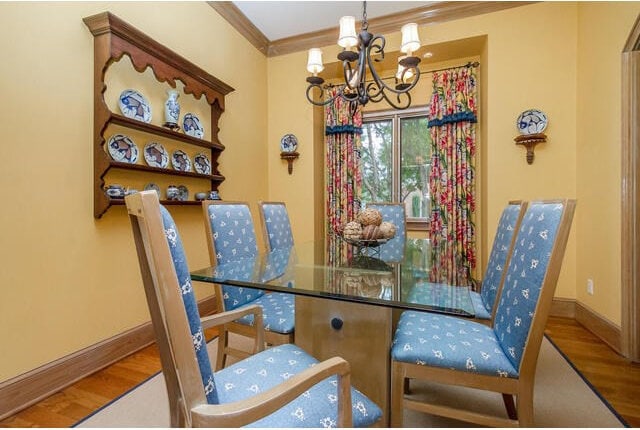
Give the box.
[324,61,480,89]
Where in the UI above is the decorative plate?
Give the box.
[118,89,152,123]
[193,153,211,175]
[171,149,191,172]
[106,134,139,164]
[143,142,169,168]
[182,113,204,139]
[516,109,548,135]
[177,185,189,201]
[144,183,161,197]
[280,133,298,153]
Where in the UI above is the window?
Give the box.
[361,108,431,229]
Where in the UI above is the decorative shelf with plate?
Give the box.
[84,12,234,218]
[514,109,548,164]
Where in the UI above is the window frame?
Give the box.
[362,105,431,231]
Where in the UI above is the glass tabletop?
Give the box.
[190,239,475,317]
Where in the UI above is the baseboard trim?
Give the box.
[550,297,622,354]
[575,301,622,354]
[550,297,577,318]
[0,295,217,421]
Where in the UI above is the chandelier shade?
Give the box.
[306,48,324,74]
[400,23,421,55]
[338,16,358,48]
[305,0,422,112]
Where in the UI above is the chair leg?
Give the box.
[390,361,405,428]
[516,386,535,427]
[404,378,411,394]
[502,393,517,420]
[215,326,228,371]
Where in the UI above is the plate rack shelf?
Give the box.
[83,12,234,218]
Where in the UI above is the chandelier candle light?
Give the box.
[306,1,422,110]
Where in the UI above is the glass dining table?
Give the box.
[190,238,475,317]
[190,238,475,426]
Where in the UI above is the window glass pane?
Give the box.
[361,119,392,203]
[400,116,431,220]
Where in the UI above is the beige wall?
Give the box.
[575,3,640,324]
[0,1,267,381]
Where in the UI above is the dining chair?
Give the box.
[407,201,527,321]
[125,191,382,427]
[202,201,294,369]
[390,199,576,427]
[258,201,294,252]
[364,202,406,263]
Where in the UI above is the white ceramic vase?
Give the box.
[164,89,180,127]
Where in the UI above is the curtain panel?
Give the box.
[325,88,363,266]
[427,65,478,286]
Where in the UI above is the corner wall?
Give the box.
[575,2,640,325]
[0,2,268,382]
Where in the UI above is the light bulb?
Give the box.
[396,57,415,82]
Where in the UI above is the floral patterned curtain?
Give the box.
[427,65,478,286]
[325,88,362,266]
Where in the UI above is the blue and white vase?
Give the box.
[164,89,180,129]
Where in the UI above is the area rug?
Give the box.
[75,334,627,428]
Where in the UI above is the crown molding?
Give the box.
[209,1,538,57]
[207,1,270,55]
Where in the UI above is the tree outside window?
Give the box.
[361,110,431,229]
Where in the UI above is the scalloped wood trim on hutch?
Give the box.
[83,12,234,218]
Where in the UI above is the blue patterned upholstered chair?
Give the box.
[390,199,576,427]
[202,201,294,369]
[258,201,294,252]
[406,201,526,321]
[125,191,382,427]
[364,203,406,263]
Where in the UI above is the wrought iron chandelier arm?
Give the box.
[366,34,421,97]
[304,0,422,112]
[305,82,342,107]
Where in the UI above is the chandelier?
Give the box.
[305,0,422,111]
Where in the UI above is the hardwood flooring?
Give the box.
[544,316,640,427]
[1,318,639,427]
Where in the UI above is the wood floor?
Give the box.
[1,317,639,428]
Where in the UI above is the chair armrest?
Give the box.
[191,356,353,428]
[200,305,265,353]
[200,305,263,329]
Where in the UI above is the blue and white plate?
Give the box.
[280,133,298,153]
[143,142,169,168]
[118,89,152,123]
[144,183,161,197]
[193,153,211,175]
[182,113,204,139]
[171,149,191,172]
[516,109,547,135]
[107,134,139,164]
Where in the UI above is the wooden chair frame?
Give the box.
[391,199,576,427]
[258,201,294,253]
[201,200,293,369]
[126,191,353,427]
